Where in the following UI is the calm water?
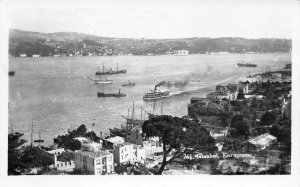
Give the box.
[9,53,291,144]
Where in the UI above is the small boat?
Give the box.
[89,77,113,84]
[143,86,169,101]
[9,71,15,76]
[97,89,126,98]
[96,63,127,75]
[93,79,113,84]
[237,61,257,67]
[122,80,135,87]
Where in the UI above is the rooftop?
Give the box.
[248,133,277,147]
[77,150,112,158]
[106,136,125,144]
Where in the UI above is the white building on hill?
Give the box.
[114,143,145,165]
[175,49,189,55]
[74,150,114,175]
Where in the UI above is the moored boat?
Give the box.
[9,71,15,76]
[122,80,135,87]
[95,63,127,75]
[237,61,257,67]
[97,89,126,97]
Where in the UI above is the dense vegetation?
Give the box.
[8,132,54,175]
[143,115,217,175]
[54,124,100,151]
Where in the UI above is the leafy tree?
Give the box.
[55,135,81,151]
[237,89,245,100]
[270,123,291,154]
[264,85,276,109]
[114,162,151,175]
[8,132,27,175]
[143,115,216,175]
[260,111,277,126]
[74,124,87,137]
[86,131,100,142]
[54,124,99,151]
[21,146,54,170]
[229,115,251,138]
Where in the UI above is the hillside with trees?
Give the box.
[9,29,291,57]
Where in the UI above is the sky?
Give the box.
[6,0,297,39]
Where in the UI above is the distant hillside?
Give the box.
[9,29,292,57]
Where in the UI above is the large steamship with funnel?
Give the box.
[143,85,169,100]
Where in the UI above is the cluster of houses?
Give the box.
[38,123,162,175]
[188,82,249,116]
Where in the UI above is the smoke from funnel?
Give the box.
[155,80,189,88]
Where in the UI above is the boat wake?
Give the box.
[159,75,242,98]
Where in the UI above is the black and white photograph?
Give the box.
[1,0,300,186]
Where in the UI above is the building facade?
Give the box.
[114,143,146,165]
[46,148,75,172]
[74,150,114,175]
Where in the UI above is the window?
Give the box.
[102,157,107,165]
[61,163,63,167]
[97,168,101,174]
[96,159,101,165]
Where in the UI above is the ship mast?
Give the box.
[31,121,33,147]
[132,102,135,119]
[141,106,143,120]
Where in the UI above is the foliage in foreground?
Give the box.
[143,115,217,175]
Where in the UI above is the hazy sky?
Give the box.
[7,0,295,39]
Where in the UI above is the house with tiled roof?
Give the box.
[242,133,277,152]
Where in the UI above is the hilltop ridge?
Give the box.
[9,29,292,57]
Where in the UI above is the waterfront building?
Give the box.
[242,133,277,152]
[174,49,189,55]
[32,54,40,58]
[47,148,75,171]
[187,97,225,116]
[114,143,146,164]
[206,91,231,100]
[74,150,114,175]
[102,136,125,149]
[19,53,26,57]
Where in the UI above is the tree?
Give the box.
[114,162,151,175]
[8,132,27,175]
[264,85,276,109]
[54,124,97,151]
[260,111,276,126]
[237,89,245,100]
[229,115,251,138]
[143,115,216,175]
[21,146,54,170]
[270,123,291,154]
